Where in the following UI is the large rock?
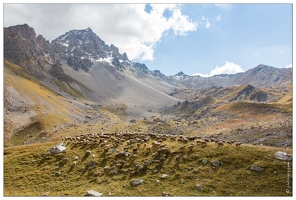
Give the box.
[275,151,292,161]
[85,190,103,196]
[49,142,66,154]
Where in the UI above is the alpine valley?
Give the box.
[3,24,292,197]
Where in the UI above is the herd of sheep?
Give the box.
[48,132,242,178]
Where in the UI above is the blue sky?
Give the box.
[135,4,292,76]
[3,3,292,76]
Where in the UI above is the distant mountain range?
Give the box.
[4,24,292,115]
[3,23,292,149]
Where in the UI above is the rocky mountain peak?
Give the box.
[4,24,57,77]
[175,71,187,77]
[51,27,131,72]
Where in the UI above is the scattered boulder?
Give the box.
[88,160,97,168]
[161,174,168,179]
[49,142,66,154]
[201,158,207,165]
[196,183,203,191]
[250,165,264,172]
[156,180,161,185]
[131,179,144,186]
[85,190,103,196]
[275,151,292,161]
[161,191,169,196]
[211,160,220,168]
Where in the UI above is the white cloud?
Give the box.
[4,4,198,61]
[286,63,292,68]
[216,14,221,21]
[205,22,211,29]
[193,61,244,77]
[214,4,232,9]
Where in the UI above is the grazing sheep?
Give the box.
[152,152,158,157]
[235,142,242,146]
[217,141,224,147]
[73,161,77,167]
[204,139,210,143]
[175,155,181,162]
[188,144,194,151]
[201,141,207,146]
[103,166,114,173]
[146,146,152,151]
[179,145,185,150]
[159,156,166,163]
[61,157,69,164]
[152,160,161,164]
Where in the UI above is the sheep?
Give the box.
[188,144,195,151]
[91,154,95,160]
[235,142,242,147]
[159,156,166,164]
[132,148,138,153]
[160,143,166,148]
[73,161,77,167]
[217,141,224,147]
[152,152,158,157]
[130,170,136,177]
[61,157,69,164]
[175,155,181,162]
[201,141,207,146]
[204,139,210,143]
[104,166,114,173]
[146,146,152,151]
[179,145,185,151]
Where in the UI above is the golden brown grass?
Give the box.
[4,136,292,196]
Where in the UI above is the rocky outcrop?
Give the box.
[4,24,57,78]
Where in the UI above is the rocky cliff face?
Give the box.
[4,24,57,77]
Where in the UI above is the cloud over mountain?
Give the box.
[4,4,197,61]
[193,61,244,77]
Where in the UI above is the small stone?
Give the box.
[153,169,158,173]
[196,183,203,191]
[250,165,264,172]
[201,158,207,165]
[131,179,144,186]
[56,171,62,176]
[85,190,103,197]
[156,180,161,185]
[114,168,119,174]
[161,174,168,179]
[211,160,220,167]
[161,192,169,196]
